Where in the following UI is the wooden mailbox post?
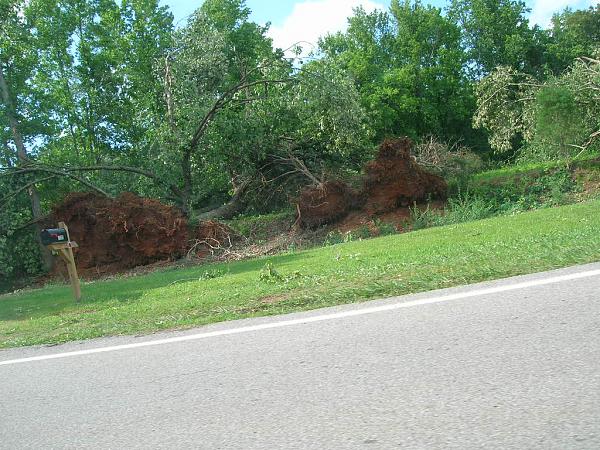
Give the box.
[44,222,81,302]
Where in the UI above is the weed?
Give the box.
[324,231,345,246]
[347,225,372,241]
[259,263,303,284]
[411,194,495,230]
[259,262,284,283]
[374,219,397,236]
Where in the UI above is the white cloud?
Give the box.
[530,0,596,27]
[268,0,385,57]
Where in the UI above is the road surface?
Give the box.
[1,263,600,449]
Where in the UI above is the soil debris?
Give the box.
[296,137,447,227]
[190,220,238,258]
[296,180,364,229]
[363,137,447,215]
[48,192,190,276]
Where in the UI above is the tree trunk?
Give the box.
[197,179,251,220]
[180,146,193,215]
[0,65,53,271]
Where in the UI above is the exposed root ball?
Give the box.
[363,138,447,214]
[48,192,189,275]
[191,220,238,257]
[297,181,364,229]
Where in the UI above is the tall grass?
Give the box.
[411,194,496,230]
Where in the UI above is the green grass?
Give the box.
[2,200,600,348]
[471,156,600,184]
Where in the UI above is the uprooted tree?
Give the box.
[296,138,448,228]
[474,57,600,160]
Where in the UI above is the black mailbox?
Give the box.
[41,228,69,246]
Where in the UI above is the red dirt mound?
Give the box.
[48,192,190,275]
[297,181,364,229]
[294,138,448,227]
[364,137,447,214]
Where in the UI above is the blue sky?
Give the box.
[163,0,597,52]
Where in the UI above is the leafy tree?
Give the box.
[320,1,472,144]
[474,58,600,159]
[0,0,53,270]
[547,5,600,74]
[447,0,545,78]
[473,66,538,153]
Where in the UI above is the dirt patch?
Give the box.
[332,200,446,236]
[260,293,290,305]
[363,137,447,215]
[573,167,600,200]
[47,192,190,277]
[296,181,364,229]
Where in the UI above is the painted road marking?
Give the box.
[1,268,599,366]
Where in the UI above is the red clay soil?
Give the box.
[48,192,190,276]
[296,137,447,227]
[363,137,447,215]
[296,180,364,229]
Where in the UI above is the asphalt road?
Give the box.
[1,263,600,449]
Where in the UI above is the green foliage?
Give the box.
[469,166,577,209]
[410,195,495,230]
[475,58,600,159]
[226,211,293,240]
[530,85,585,160]
[319,1,473,144]
[323,230,345,246]
[473,66,538,153]
[413,164,580,231]
[547,5,600,74]
[259,262,302,284]
[3,0,600,290]
[259,262,283,283]
[448,0,545,78]
[323,225,374,247]
[373,219,398,236]
[0,194,43,288]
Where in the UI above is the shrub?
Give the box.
[0,196,44,292]
[410,194,495,230]
[413,136,484,179]
[469,167,576,209]
[374,219,397,236]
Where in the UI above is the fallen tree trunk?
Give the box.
[197,179,251,220]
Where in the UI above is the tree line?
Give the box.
[1,0,599,282]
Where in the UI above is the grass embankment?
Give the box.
[2,200,600,348]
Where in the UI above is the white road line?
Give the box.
[1,268,599,366]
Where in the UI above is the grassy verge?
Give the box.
[471,155,600,184]
[2,200,600,348]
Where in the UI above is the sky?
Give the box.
[163,0,598,53]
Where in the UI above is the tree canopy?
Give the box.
[1,0,599,282]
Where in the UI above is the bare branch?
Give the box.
[189,78,294,152]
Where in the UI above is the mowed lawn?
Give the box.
[1,200,600,348]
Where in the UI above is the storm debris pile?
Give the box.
[48,192,189,274]
[363,137,447,215]
[297,137,447,227]
[191,220,238,257]
[296,181,365,229]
